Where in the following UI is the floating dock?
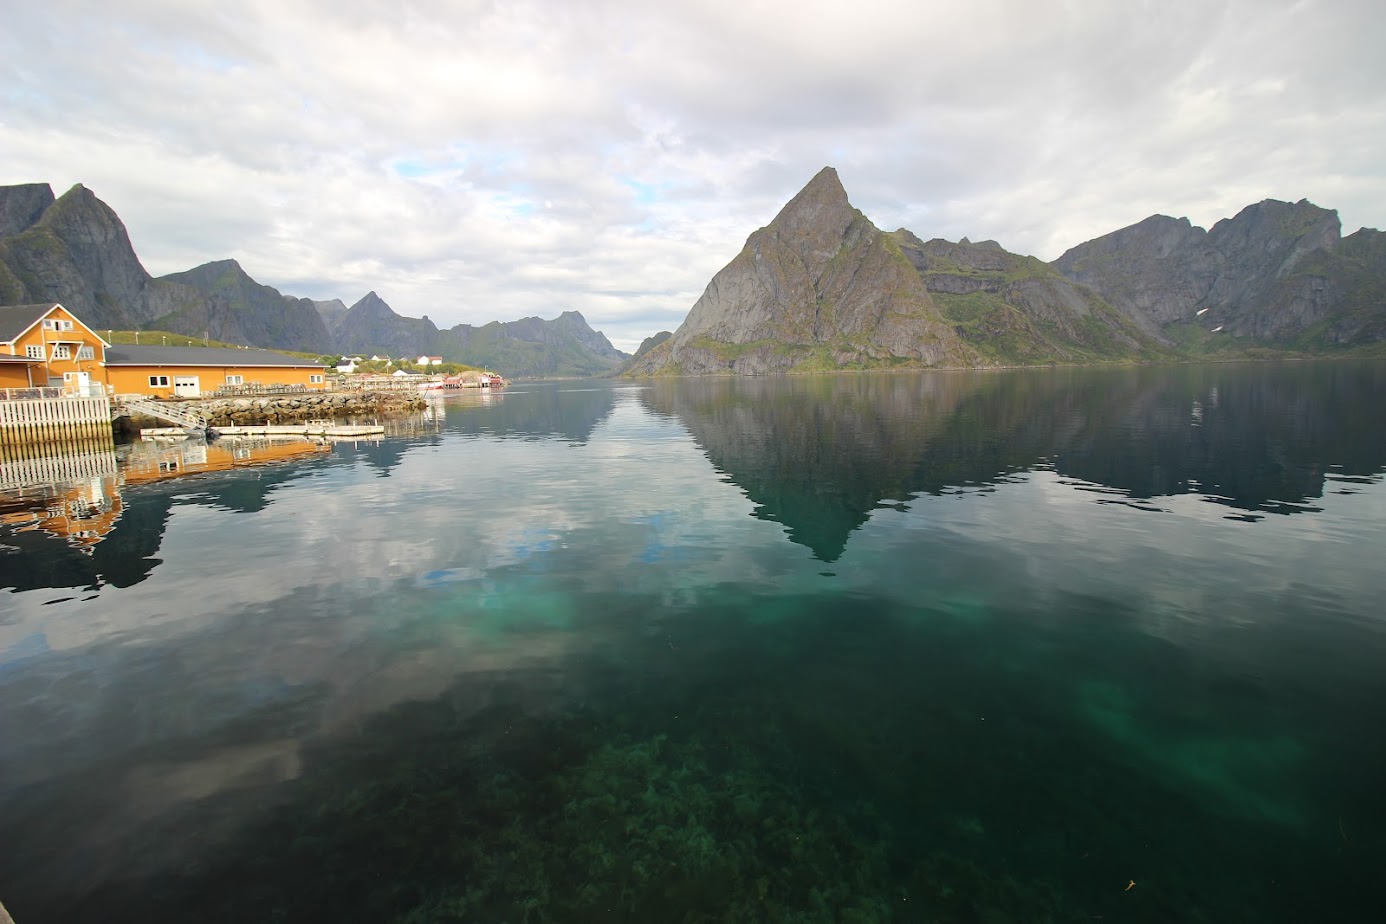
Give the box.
[140,421,385,440]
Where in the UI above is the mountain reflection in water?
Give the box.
[642,361,1386,559]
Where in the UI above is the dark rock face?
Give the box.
[437,311,629,377]
[313,298,349,334]
[0,184,167,328]
[333,291,441,357]
[1051,215,1220,327]
[628,168,1165,375]
[0,183,55,237]
[1052,198,1380,344]
[154,259,333,352]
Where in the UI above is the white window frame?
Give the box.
[149,375,170,387]
[61,320,74,331]
[51,344,72,360]
[225,374,244,386]
[26,344,44,359]
[309,374,324,384]
[77,345,94,360]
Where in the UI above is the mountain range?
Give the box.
[5,173,1383,379]
[0,182,629,377]
[626,167,1386,374]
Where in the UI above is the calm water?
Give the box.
[1,363,1384,923]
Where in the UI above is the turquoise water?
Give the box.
[1,363,1384,922]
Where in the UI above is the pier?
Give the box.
[139,420,386,440]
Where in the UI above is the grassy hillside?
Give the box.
[105,330,326,361]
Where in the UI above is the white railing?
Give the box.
[0,384,109,401]
[113,396,208,431]
[0,393,114,446]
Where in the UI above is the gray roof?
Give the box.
[104,345,324,368]
[0,304,60,343]
[0,354,41,364]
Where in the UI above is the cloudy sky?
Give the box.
[4,0,1385,351]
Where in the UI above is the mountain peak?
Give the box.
[351,291,395,314]
[768,166,854,233]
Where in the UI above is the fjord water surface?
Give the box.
[1,363,1384,922]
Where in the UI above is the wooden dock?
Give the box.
[139,422,385,440]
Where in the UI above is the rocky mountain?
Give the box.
[0,183,333,347]
[889,231,1162,364]
[313,298,349,333]
[1052,199,1384,347]
[627,168,1165,375]
[332,291,441,357]
[439,310,628,378]
[331,292,629,376]
[627,331,672,365]
[0,183,180,329]
[153,260,333,353]
[0,183,55,237]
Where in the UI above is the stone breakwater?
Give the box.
[199,391,427,426]
[116,391,427,434]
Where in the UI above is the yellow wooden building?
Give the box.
[0,303,110,391]
[103,345,327,397]
[0,302,327,398]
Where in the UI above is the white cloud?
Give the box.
[3,0,1385,351]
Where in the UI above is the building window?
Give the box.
[309,374,324,384]
[77,345,94,360]
[61,320,74,331]
[149,375,170,387]
[225,374,243,385]
[26,345,44,359]
[52,345,72,360]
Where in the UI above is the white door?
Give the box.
[173,375,200,397]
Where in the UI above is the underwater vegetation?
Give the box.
[114,700,1078,924]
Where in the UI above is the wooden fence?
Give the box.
[0,393,114,447]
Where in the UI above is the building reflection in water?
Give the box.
[0,436,334,553]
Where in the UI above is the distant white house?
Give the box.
[336,359,359,373]
[416,355,443,366]
[370,354,390,362]
[391,368,422,377]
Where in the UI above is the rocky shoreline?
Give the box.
[114,390,427,435]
